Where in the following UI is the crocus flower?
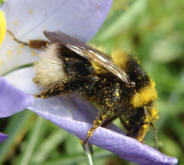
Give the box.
[0,0,178,164]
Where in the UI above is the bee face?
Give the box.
[124,106,147,137]
[121,104,154,141]
[33,31,158,144]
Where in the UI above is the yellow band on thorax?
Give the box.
[0,10,6,46]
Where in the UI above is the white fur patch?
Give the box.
[33,43,66,88]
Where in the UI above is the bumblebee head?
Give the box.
[123,103,158,142]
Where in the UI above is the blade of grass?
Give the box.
[97,0,147,41]
[0,110,33,164]
[31,130,67,163]
[19,116,44,165]
[29,149,114,165]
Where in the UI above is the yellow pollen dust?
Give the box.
[136,121,149,141]
[151,107,159,120]
[125,120,129,124]
[102,115,106,120]
[0,10,6,46]
[115,92,119,97]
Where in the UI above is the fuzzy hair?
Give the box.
[33,43,66,88]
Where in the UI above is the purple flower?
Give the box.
[0,0,178,164]
[0,133,8,143]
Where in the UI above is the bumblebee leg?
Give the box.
[82,107,115,145]
[82,85,121,144]
[101,114,119,127]
[83,110,124,144]
[150,122,158,149]
[34,85,63,99]
[101,108,126,127]
[34,75,97,99]
[7,30,29,46]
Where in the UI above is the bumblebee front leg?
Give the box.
[34,84,64,99]
[34,75,97,99]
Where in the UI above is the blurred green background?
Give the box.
[0,0,184,164]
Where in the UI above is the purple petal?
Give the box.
[2,0,113,41]
[0,133,8,143]
[0,77,34,117]
[35,109,178,165]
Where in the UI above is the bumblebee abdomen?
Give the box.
[111,50,158,141]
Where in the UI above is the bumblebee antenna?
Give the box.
[7,30,49,49]
[7,30,29,46]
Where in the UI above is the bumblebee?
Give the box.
[8,29,158,144]
[31,31,159,145]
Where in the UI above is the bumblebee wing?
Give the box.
[44,31,131,85]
